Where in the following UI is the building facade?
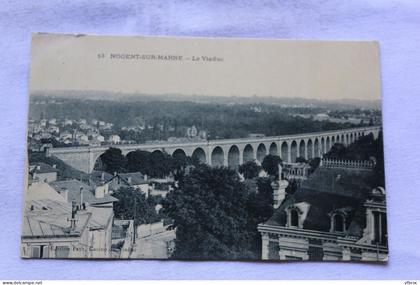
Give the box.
[258,159,388,262]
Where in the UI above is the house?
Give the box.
[29,163,58,183]
[48,180,118,258]
[108,135,121,144]
[49,179,118,209]
[59,131,72,141]
[110,172,150,196]
[258,159,388,262]
[186,125,198,138]
[48,118,57,125]
[21,182,117,259]
[63,119,73,126]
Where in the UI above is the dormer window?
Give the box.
[333,214,345,232]
[330,210,348,233]
[290,209,299,227]
[286,206,304,228]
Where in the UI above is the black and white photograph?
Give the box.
[22,33,387,262]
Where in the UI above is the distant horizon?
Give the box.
[30,89,382,109]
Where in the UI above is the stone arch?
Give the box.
[299,140,306,159]
[314,138,319,158]
[326,137,331,151]
[227,145,240,169]
[346,134,349,145]
[269,142,278,156]
[350,133,354,143]
[321,137,325,154]
[336,135,340,143]
[257,143,267,162]
[192,147,206,164]
[331,136,336,145]
[281,141,289,162]
[93,155,104,171]
[243,144,254,163]
[211,146,224,166]
[341,134,345,144]
[307,139,313,159]
[172,148,187,159]
[291,141,298,163]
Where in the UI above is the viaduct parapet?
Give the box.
[47,126,381,173]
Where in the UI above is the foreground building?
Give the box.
[21,180,117,258]
[258,158,388,262]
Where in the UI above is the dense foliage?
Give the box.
[112,187,160,226]
[164,165,255,259]
[261,155,282,176]
[238,161,261,179]
[30,96,361,142]
[163,165,275,260]
[98,147,127,174]
[98,148,196,177]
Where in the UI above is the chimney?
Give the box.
[80,187,84,206]
[70,201,77,231]
[52,164,57,169]
[36,165,41,171]
[144,174,148,181]
[101,172,105,181]
[127,176,132,184]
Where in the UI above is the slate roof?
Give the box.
[117,172,148,186]
[22,199,92,238]
[49,180,118,206]
[265,166,375,237]
[88,171,114,184]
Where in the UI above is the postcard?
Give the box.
[22,33,387,261]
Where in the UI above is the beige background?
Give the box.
[30,33,381,101]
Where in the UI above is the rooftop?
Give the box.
[22,199,91,238]
[30,162,58,174]
[265,166,378,237]
[49,180,118,206]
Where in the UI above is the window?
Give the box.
[31,245,49,258]
[285,255,303,261]
[268,241,280,260]
[373,211,387,245]
[55,246,70,258]
[333,214,345,232]
[290,209,299,227]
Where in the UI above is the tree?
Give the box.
[308,157,321,174]
[163,165,255,260]
[99,147,127,174]
[126,150,152,173]
[149,151,174,178]
[238,161,261,179]
[112,187,160,226]
[261,155,282,177]
[246,177,275,256]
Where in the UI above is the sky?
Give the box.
[30,33,381,101]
